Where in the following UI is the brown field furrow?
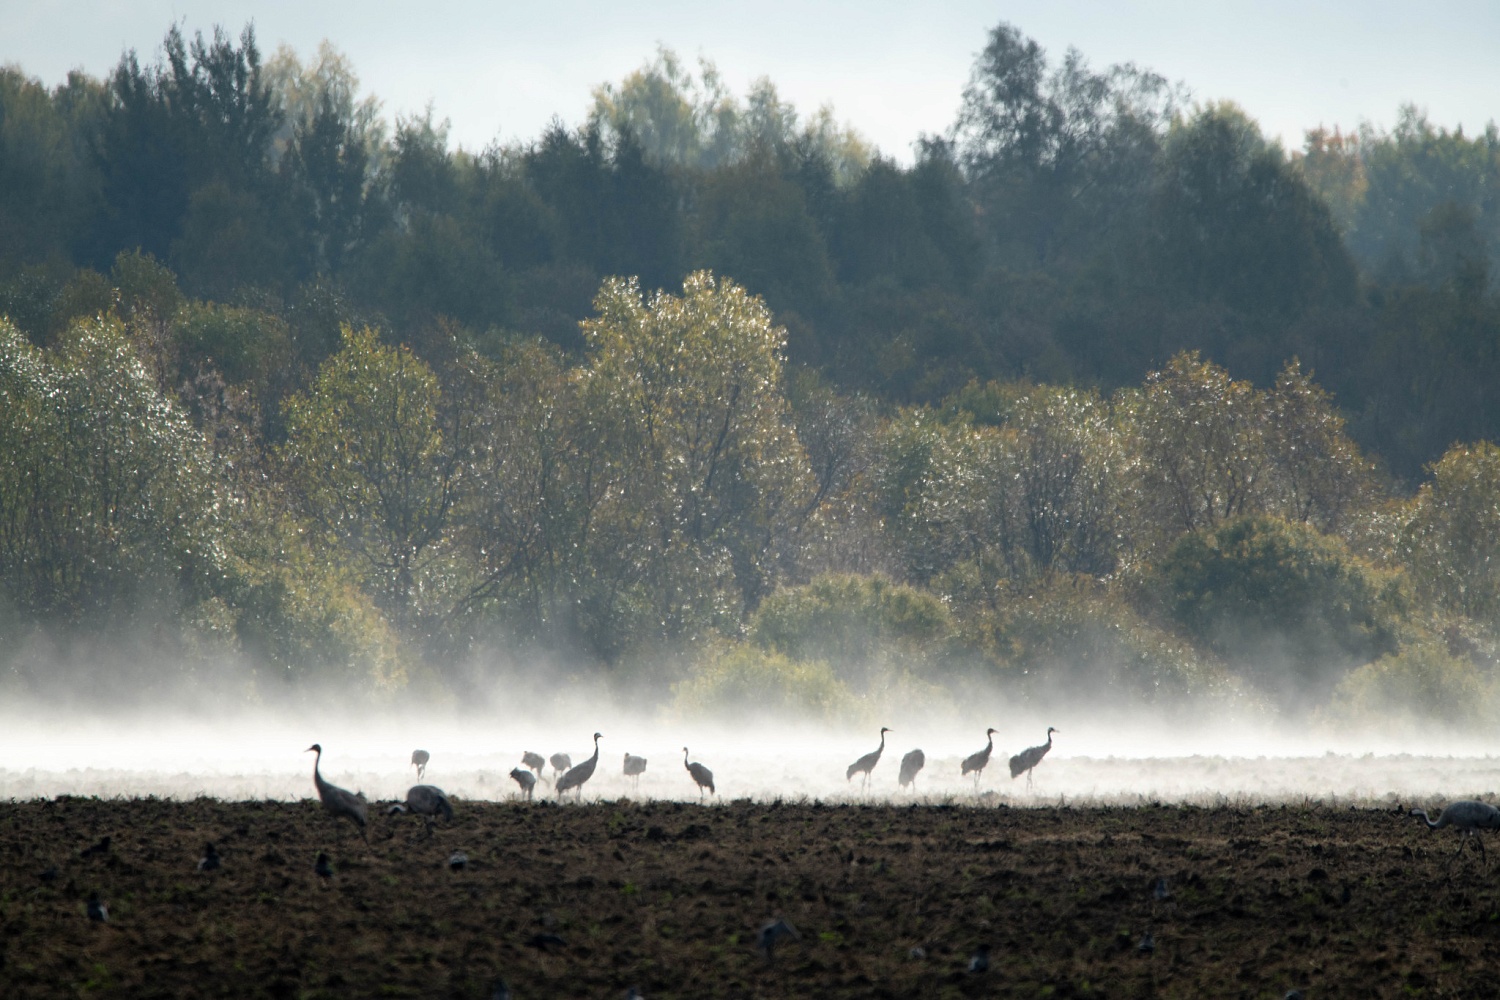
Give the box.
[1,798,1499,998]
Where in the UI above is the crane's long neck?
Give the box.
[1412,809,1442,829]
[311,747,325,792]
[684,749,691,770]
[588,735,600,766]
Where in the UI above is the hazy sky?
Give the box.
[4,1,1498,159]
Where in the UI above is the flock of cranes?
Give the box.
[306,724,1065,842]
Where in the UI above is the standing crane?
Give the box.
[549,752,573,783]
[306,743,368,840]
[555,733,601,800]
[387,784,453,835]
[623,752,648,791]
[510,767,537,800]
[1009,727,1058,787]
[683,747,715,798]
[521,751,546,780]
[898,748,926,790]
[410,749,430,780]
[847,727,890,790]
[1410,800,1500,869]
[962,728,998,786]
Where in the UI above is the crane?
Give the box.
[623,752,648,791]
[556,733,601,800]
[1009,727,1058,787]
[962,728,997,786]
[898,748,926,790]
[510,767,537,800]
[388,784,453,835]
[683,747,715,798]
[1410,800,1500,869]
[307,743,368,840]
[410,749,430,780]
[521,751,546,780]
[846,727,890,790]
[549,752,572,782]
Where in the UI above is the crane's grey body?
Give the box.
[899,749,926,789]
[758,917,800,962]
[521,751,546,778]
[410,749,429,780]
[388,784,453,834]
[549,752,572,781]
[962,728,997,784]
[847,727,890,790]
[623,753,648,790]
[307,743,368,839]
[509,767,537,800]
[683,747,715,797]
[1009,727,1058,787]
[556,733,601,799]
[1411,799,1500,869]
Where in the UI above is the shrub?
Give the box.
[750,573,953,669]
[1330,642,1486,727]
[672,645,854,721]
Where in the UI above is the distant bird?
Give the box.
[549,752,572,782]
[197,842,221,872]
[521,751,546,779]
[411,749,430,780]
[967,944,990,973]
[908,946,927,960]
[623,752,648,790]
[87,892,107,923]
[556,733,602,800]
[509,767,537,800]
[683,747,715,798]
[962,728,998,785]
[80,835,111,858]
[1009,727,1058,788]
[314,851,334,881]
[898,749,926,789]
[307,743,369,840]
[1152,876,1171,901]
[846,727,890,790]
[1411,800,1500,868]
[758,917,800,962]
[388,784,453,834]
[448,851,469,871]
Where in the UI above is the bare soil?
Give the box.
[1,796,1498,998]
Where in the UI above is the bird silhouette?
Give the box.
[1411,800,1500,869]
[307,744,369,840]
[898,748,926,789]
[87,891,107,923]
[683,747,715,798]
[758,917,800,962]
[388,784,453,835]
[846,727,890,790]
[410,749,430,780]
[448,850,469,871]
[549,752,572,782]
[556,733,601,800]
[962,728,997,786]
[1151,876,1171,901]
[1009,727,1058,788]
[521,751,546,779]
[968,943,990,973]
[509,767,537,800]
[623,752,648,791]
[314,851,334,881]
[197,841,221,872]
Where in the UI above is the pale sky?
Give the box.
[4,1,1498,159]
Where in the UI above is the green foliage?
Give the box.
[1160,514,1405,706]
[1330,642,1486,727]
[672,644,854,721]
[173,301,292,386]
[1400,441,1500,621]
[750,573,952,667]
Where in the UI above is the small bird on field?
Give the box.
[899,748,926,789]
[1410,799,1500,868]
[87,891,108,923]
[847,727,890,790]
[80,835,111,858]
[448,851,469,871]
[759,917,800,962]
[314,851,334,881]
[411,749,430,780]
[510,767,537,800]
[684,747,715,798]
[307,743,369,840]
[962,728,997,785]
[968,944,990,973]
[624,752,648,790]
[1009,727,1058,787]
[521,751,546,778]
[549,752,572,781]
[197,842,221,872]
[556,733,602,800]
[388,784,453,835]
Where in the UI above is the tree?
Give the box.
[1400,441,1500,623]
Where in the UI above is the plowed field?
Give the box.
[1,797,1496,998]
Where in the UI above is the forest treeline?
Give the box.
[3,21,1500,724]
